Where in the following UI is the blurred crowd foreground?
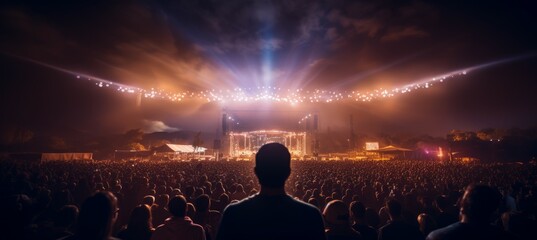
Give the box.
[1,143,536,240]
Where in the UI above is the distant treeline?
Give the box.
[1,126,536,162]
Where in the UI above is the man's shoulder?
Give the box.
[154,217,204,231]
[223,194,321,219]
[280,194,320,211]
[222,195,255,212]
[288,198,323,219]
[426,222,471,240]
[217,194,326,240]
[228,194,316,208]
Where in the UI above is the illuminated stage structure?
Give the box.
[220,112,319,159]
[228,130,308,159]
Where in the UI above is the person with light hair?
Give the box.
[323,200,362,240]
[426,184,511,240]
[61,191,119,240]
[151,195,205,240]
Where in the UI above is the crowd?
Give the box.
[0,156,535,240]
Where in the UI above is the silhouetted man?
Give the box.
[426,184,511,240]
[61,191,119,240]
[350,201,377,240]
[378,199,423,240]
[151,195,205,240]
[216,143,326,240]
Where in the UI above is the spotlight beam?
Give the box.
[6,52,536,105]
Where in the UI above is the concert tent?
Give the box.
[153,144,207,153]
[370,145,413,160]
[376,145,413,152]
[41,153,93,161]
[153,144,207,160]
[114,150,154,160]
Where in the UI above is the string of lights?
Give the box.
[85,69,468,105]
[13,52,533,106]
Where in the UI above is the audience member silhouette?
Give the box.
[212,193,230,213]
[187,202,197,219]
[378,199,424,240]
[308,197,321,210]
[1,194,33,239]
[501,197,537,240]
[323,200,362,240]
[364,208,381,230]
[212,182,226,200]
[142,195,155,207]
[426,184,511,240]
[151,195,205,240]
[193,194,221,240]
[230,184,247,201]
[1,154,534,240]
[117,204,154,240]
[433,195,457,229]
[417,213,437,237]
[216,143,326,240]
[350,201,378,240]
[41,204,78,240]
[151,194,170,227]
[61,191,119,240]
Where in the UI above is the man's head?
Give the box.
[194,194,210,213]
[142,195,155,206]
[386,199,402,219]
[56,205,79,228]
[460,184,501,223]
[323,200,350,227]
[350,201,366,220]
[168,195,187,218]
[156,194,169,207]
[254,143,291,188]
[76,191,118,239]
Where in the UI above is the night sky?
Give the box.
[1,0,537,139]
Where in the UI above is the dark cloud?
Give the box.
[380,26,428,42]
[1,0,536,138]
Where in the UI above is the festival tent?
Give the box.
[41,153,93,161]
[370,145,413,160]
[114,150,154,160]
[376,145,413,152]
[154,144,207,153]
[153,144,207,160]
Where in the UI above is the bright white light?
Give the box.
[84,65,471,105]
